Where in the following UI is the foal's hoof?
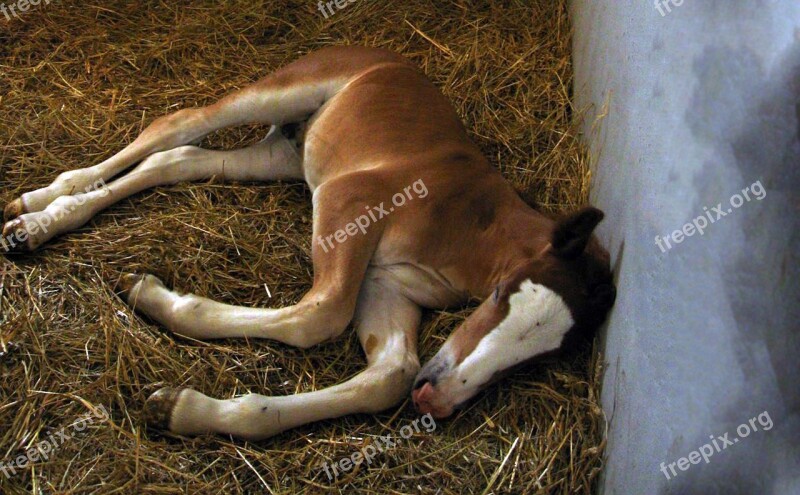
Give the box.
[1,217,34,252]
[144,387,186,432]
[3,198,25,223]
[114,273,146,301]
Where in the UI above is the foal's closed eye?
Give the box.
[492,282,508,304]
[591,283,617,310]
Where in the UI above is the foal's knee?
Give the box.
[360,353,421,413]
[288,293,357,349]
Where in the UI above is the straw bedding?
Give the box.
[0,1,604,493]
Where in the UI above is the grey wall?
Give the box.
[569,1,800,494]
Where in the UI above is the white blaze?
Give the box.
[456,280,574,390]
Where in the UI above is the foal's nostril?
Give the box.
[413,375,438,390]
[413,377,429,390]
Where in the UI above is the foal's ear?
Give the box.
[551,207,605,259]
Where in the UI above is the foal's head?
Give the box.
[412,207,616,418]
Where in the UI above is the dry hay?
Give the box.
[0,1,604,493]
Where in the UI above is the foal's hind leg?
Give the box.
[4,93,245,224]
[1,127,300,251]
[3,47,356,226]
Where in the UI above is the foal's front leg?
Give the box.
[145,268,422,440]
[117,172,385,348]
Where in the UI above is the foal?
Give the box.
[3,45,615,439]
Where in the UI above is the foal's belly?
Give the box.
[370,262,468,310]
